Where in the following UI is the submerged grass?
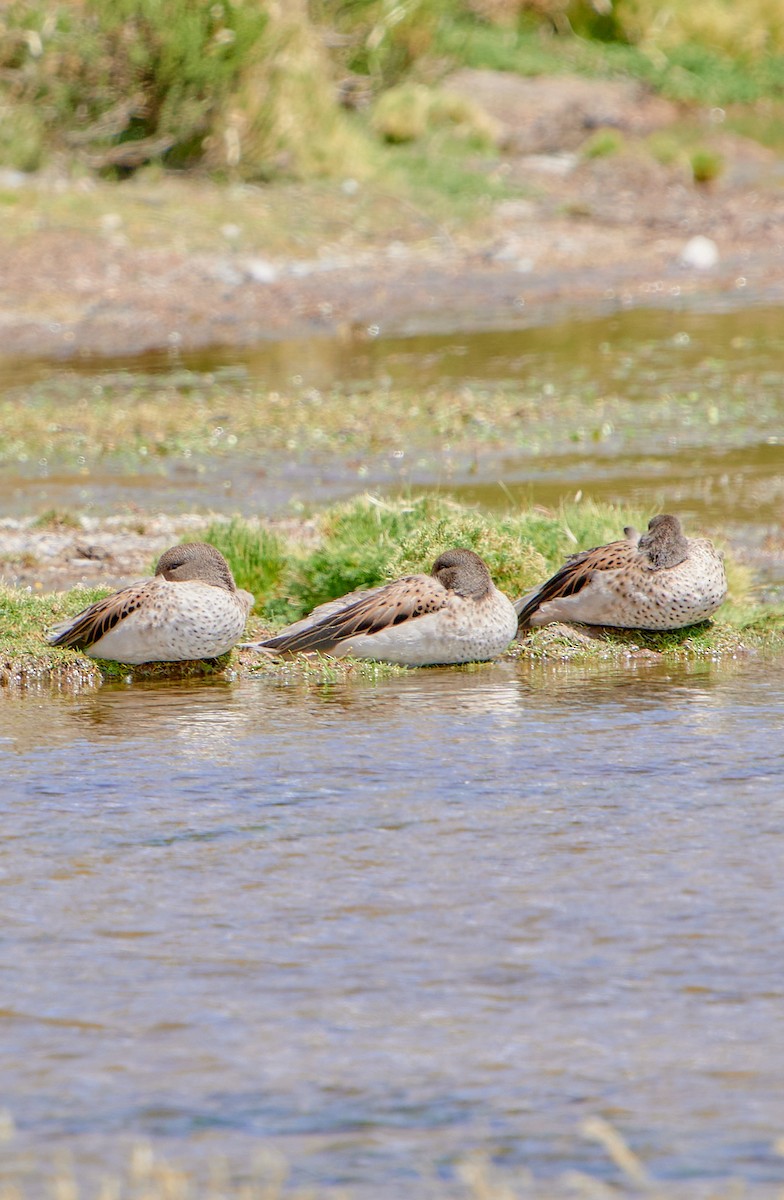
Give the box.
[2,1114,783,1200]
[3,494,782,688]
[4,362,783,471]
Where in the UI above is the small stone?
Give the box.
[517,153,578,176]
[209,261,244,286]
[680,235,719,270]
[0,169,28,188]
[245,258,278,284]
[75,543,111,561]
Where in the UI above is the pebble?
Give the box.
[680,235,719,270]
[516,153,578,176]
[245,258,279,284]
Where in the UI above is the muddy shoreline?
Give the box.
[2,67,784,362]
[2,219,784,365]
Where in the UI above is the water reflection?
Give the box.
[2,662,784,1194]
[5,301,783,394]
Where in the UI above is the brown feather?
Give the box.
[262,574,449,656]
[517,539,639,629]
[48,583,152,650]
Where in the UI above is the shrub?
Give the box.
[690,147,724,184]
[0,0,363,177]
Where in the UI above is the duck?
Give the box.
[47,542,253,663]
[243,547,518,666]
[515,514,727,632]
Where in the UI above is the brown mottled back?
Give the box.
[515,513,725,633]
[516,537,639,629]
[260,547,494,656]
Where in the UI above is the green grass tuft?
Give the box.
[372,81,500,147]
[383,501,547,597]
[32,507,83,531]
[581,129,624,159]
[201,518,289,613]
[690,146,725,184]
[284,495,454,617]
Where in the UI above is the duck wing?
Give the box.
[516,539,638,629]
[260,574,448,656]
[267,587,378,640]
[48,580,154,650]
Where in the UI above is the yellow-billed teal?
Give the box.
[516,514,727,632]
[48,543,253,663]
[244,548,517,666]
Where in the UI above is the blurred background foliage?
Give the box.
[0,0,783,178]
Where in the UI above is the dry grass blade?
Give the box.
[581,1117,651,1189]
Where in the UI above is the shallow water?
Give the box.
[1,304,783,545]
[3,658,784,1194]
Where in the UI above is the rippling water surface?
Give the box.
[3,660,784,1194]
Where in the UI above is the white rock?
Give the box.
[245,258,279,284]
[0,169,29,188]
[517,153,578,176]
[207,261,244,286]
[680,235,719,270]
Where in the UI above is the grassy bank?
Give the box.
[1,0,783,190]
[2,495,783,689]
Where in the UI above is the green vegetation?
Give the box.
[581,129,624,159]
[208,494,549,621]
[643,125,729,182]
[202,517,290,611]
[0,0,369,179]
[3,358,782,472]
[614,0,784,60]
[3,494,782,688]
[371,82,499,147]
[437,16,784,106]
[32,508,83,530]
[1,0,783,183]
[690,146,725,184]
